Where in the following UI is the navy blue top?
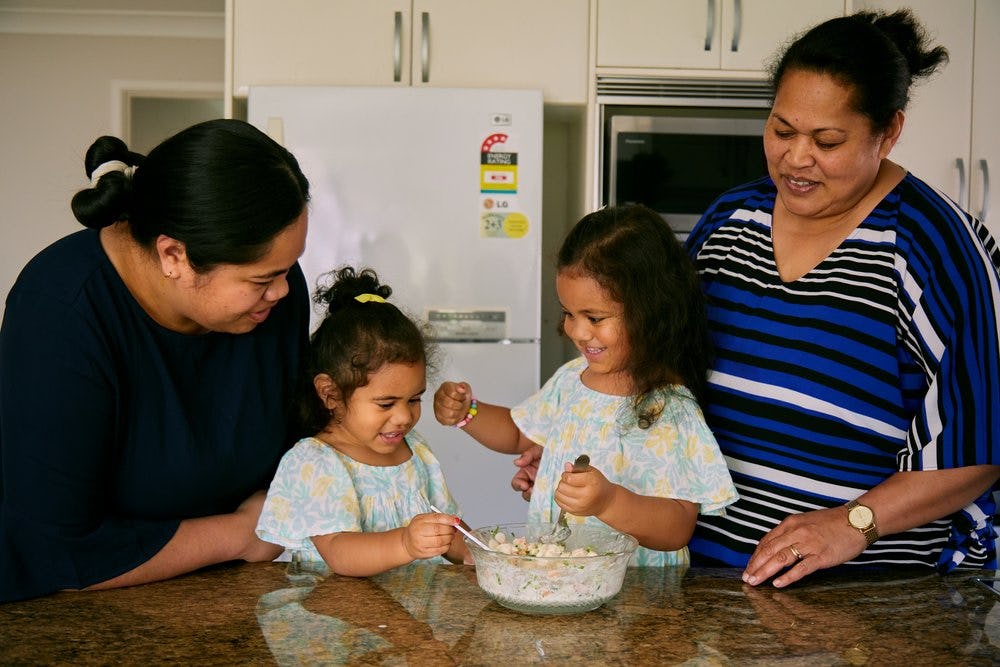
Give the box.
[0,229,309,601]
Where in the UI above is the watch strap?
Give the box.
[846,500,879,546]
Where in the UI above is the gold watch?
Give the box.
[846,500,879,546]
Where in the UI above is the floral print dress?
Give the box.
[512,356,737,566]
[257,431,460,564]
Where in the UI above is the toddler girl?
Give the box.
[434,205,737,565]
[257,266,469,575]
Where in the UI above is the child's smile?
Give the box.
[323,361,426,466]
[556,271,631,394]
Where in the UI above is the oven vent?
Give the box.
[596,75,773,105]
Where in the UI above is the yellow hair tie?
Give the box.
[354,293,386,304]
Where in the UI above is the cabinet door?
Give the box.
[596,0,844,71]
[596,0,721,69]
[719,0,845,70]
[231,0,412,95]
[411,0,589,104]
[971,0,999,232]
[855,0,975,207]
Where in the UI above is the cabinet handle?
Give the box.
[956,157,968,210]
[731,0,742,52]
[978,159,990,222]
[393,11,402,83]
[421,11,430,83]
[705,0,716,51]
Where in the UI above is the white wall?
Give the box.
[0,24,223,316]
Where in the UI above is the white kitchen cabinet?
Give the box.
[596,0,845,71]
[856,0,998,234]
[228,0,590,105]
[970,1,998,232]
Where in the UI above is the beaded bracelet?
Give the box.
[454,397,479,429]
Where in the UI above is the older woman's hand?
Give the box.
[511,444,543,501]
[742,506,867,588]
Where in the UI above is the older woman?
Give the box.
[0,120,311,601]
[686,8,1000,587]
[514,9,1000,587]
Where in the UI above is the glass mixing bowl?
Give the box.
[465,522,638,615]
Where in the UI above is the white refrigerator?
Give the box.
[248,86,543,527]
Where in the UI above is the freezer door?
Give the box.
[416,341,540,528]
[247,86,543,342]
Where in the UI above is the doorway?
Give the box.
[113,81,223,152]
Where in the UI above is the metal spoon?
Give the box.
[540,454,590,544]
[428,503,492,551]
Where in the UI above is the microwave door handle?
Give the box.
[731,0,742,52]
[705,0,716,51]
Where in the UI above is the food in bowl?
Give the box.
[465,522,638,615]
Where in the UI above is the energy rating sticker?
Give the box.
[480,133,518,194]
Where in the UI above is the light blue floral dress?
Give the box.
[256,431,460,564]
[511,356,738,566]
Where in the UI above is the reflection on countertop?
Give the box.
[3,561,1000,665]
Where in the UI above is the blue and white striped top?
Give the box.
[687,173,1000,571]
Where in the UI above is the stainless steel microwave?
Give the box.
[602,106,769,238]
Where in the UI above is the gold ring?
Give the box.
[789,545,804,560]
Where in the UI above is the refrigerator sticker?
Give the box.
[480,133,527,238]
[480,133,518,194]
[480,211,529,239]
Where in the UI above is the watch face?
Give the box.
[849,504,874,528]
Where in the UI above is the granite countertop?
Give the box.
[3,562,999,665]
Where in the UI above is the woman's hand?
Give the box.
[743,506,868,588]
[401,512,458,561]
[744,466,1000,588]
[553,460,615,517]
[235,490,285,562]
[433,381,472,426]
[511,444,543,501]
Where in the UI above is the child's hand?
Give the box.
[401,512,458,561]
[433,381,472,426]
[553,461,615,518]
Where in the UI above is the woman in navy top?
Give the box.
[0,119,311,601]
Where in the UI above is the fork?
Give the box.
[540,453,590,544]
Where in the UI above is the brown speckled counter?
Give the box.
[2,563,999,665]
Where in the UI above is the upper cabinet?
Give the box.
[596,0,845,71]
[228,0,590,105]
[970,1,998,231]
[856,0,997,234]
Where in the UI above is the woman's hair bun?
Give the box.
[871,8,948,81]
[70,135,145,229]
